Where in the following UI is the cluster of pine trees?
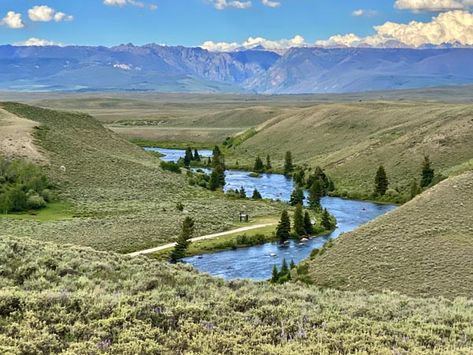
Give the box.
[183,147,201,167]
[374,156,437,199]
[253,155,272,173]
[271,258,295,284]
[289,166,335,210]
[226,187,263,200]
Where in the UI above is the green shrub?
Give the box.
[160,161,181,174]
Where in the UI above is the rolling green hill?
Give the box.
[301,170,473,299]
[0,103,278,253]
[1,234,473,354]
[230,101,473,199]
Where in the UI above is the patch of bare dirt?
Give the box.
[0,108,46,162]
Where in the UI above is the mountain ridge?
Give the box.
[2,44,473,93]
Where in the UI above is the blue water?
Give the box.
[145,147,213,162]
[150,147,396,280]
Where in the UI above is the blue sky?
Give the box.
[0,0,471,48]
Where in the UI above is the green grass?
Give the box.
[302,170,473,299]
[2,234,473,353]
[0,201,74,222]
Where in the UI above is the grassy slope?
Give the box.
[0,103,278,253]
[231,102,473,197]
[1,235,473,354]
[302,170,473,299]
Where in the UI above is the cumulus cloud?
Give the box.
[213,0,252,10]
[394,0,472,12]
[28,6,73,22]
[352,9,379,17]
[201,35,306,52]
[103,0,158,10]
[16,38,63,46]
[261,0,281,8]
[316,10,473,47]
[1,11,24,29]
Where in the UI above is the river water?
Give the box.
[146,147,396,280]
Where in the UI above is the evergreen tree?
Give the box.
[289,187,304,206]
[193,149,201,162]
[421,156,435,188]
[374,165,389,196]
[170,217,195,263]
[321,208,333,230]
[293,168,306,187]
[293,204,305,237]
[410,179,420,200]
[265,155,272,171]
[303,211,313,235]
[206,157,212,166]
[290,259,296,269]
[276,210,291,243]
[215,164,226,187]
[239,186,247,199]
[208,170,221,191]
[271,265,279,283]
[308,179,323,210]
[183,147,193,167]
[253,156,264,173]
[252,189,262,200]
[281,258,289,275]
[284,151,294,176]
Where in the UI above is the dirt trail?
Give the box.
[127,223,276,257]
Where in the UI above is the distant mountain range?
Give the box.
[1,44,473,94]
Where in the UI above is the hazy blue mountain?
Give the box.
[0,44,472,93]
[248,47,473,94]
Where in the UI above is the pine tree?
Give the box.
[253,156,264,173]
[271,265,279,283]
[290,259,296,269]
[265,155,272,171]
[303,211,313,235]
[293,168,305,187]
[284,151,294,175]
[374,165,389,196]
[321,208,333,231]
[170,217,195,263]
[276,210,291,243]
[183,147,193,167]
[410,179,420,200]
[193,149,201,162]
[252,189,262,200]
[293,204,305,237]
[421,156,435,188]
[308,179,323,210]
[239,186,247,198]
[215,164,225,187]
[209,170,220,191]
[289,187,304,206]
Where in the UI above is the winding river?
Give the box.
[146,147,397,280]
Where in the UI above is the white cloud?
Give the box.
[1,11,24,29]
[103,0,158,10]
[261,0,281,8]
[352,9,379,17]
[394,0,472,12]
[213,0,252,10]
[28,6,73,22]
[201,35,307,52]
[316,10,473,47]
[16,38,63,46]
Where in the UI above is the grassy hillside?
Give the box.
[0,103,278,253]
[230,102,473,199]
[1,234,473,354]
[300,170,473,299]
